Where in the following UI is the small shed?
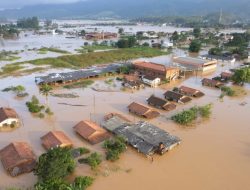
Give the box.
[178,86,205,97]
[0,107,19,127]
[164,91,192,104]
[73,120,110,144]
[202,78,224,88]
[41,131,73,150]
[128,102,160,119]
[0,142,36,177]
[147,95,176,111]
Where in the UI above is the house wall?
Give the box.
[0,118,19,127]
[142,78,161,87]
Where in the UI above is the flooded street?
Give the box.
[0,56,249,189]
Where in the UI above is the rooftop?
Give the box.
[102,116,181,156]
[41,131,73,150]
[74,120,110,144]
[0,142,36,170]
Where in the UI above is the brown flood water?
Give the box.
[0,62,249,190]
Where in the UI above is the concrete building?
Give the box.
[173,56,217,72]
[133,61,179,81]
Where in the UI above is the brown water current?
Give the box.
[0,61,249,190]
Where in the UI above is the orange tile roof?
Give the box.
[74,120,110,144]
[41,131,73,150]
[0,142,36,171]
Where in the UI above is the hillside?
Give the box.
[0,0,249,19]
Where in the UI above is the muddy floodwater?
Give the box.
[0,58,249,190]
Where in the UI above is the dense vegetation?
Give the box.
[103,136,127,161]
[189,40,201,52]
[34,147,94,190]
[232,67,250,85]
[171,104,213,125]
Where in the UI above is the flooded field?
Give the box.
[0,55,249,190]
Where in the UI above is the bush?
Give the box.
[78,152,102,170]
[78,147,90,155]
[71,176,94,190]
[220,86,235,97]
[171,104,212,125]
[26,96,44,113]
[103,136,127,161]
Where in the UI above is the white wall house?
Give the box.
[142,76,161,88]
[0,107,19,128]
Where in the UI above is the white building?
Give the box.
[142,76,161,88]
[0,107,19,127]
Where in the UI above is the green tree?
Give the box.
[189,40,201,52]
[232,67,250,85]
[193,27,201,38]
[103,136,127,161]
[71,176,94,190]
[39,84,53,106]
[118,28,124,34]
[34,147,76,182]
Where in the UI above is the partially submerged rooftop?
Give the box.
[35,63,124,85]
[128,102,160,119]
[41,131,73,150]
[74,120,110,144]
[0,107,18,123]
[0,142,36,176]
[102,114,181,156]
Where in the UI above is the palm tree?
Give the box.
[39,84,53,108]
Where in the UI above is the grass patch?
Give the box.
[38,47,70,54]
[19,47,166,69]
[171,104,212,125]
[63,80,94,89]
[0,64,24,76]
[220,86,236,97]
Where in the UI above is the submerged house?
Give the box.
[102,114,181,156]
[122,74,144,90]
[41,131,73,150]
[0,142,36,177]
[142,76,161,88]
[164,91,192,104]
[73,120,110,144]
[0,107,19,128]
[202,78,224,88]
[128,102,160,119]
[133,61,179,81]
[176,86,205,97]
[147,95,176,111]
[85,32,118,40]
[220,72,233,81]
